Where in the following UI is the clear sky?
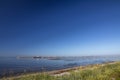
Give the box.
[0,0,120,56]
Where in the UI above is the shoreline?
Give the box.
[1,61,117,79]
[48,61,116,76]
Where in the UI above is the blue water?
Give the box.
[0,55,120,77]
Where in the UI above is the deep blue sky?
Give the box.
[0,0,120,56]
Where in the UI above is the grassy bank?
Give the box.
[1,62,120,80]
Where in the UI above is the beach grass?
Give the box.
[1,62,120,80]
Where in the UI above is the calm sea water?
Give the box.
[0,55,120,77]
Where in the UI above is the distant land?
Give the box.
[16,55,120,60]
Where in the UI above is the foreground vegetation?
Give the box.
[2,62,120,80]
